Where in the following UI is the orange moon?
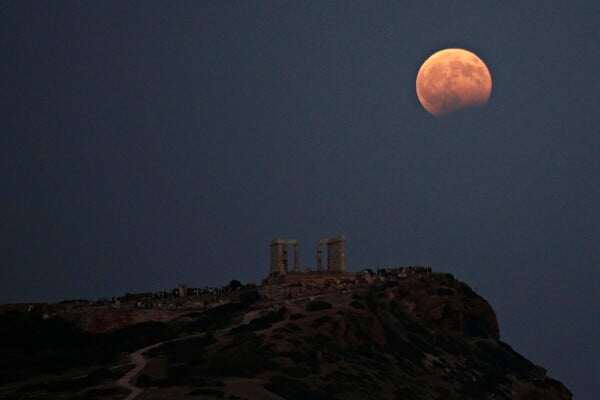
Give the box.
[416,48,492,117]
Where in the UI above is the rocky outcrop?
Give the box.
[136,273,571,399]
[0,272,572,400]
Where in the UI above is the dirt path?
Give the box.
[116,341,164,400]
[116,332,210,400]
[115,310,248,400]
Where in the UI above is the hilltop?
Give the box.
[0,269,571,399]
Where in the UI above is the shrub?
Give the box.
[278,351,320,373]
[188,388,225,396]
[228,279,242,290]
[239,290,261,306]
[284,322,302,332]
[282,366,311,378]
[188,303,244,331]
[306,300,332,311]
[349,300,364,309]
[230,308,286,335]
[436,287,454,296]
[264,375,328,400]
[311,316,333,328]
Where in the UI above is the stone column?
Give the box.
[269,239,286,275]
[293,243,299,272]
[316,241,324,271]
[327,236,345,272]
[282,245,289,272]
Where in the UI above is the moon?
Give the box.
[416,48,492,117]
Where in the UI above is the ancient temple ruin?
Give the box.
[269,239,299,275]
[316,235,345,272]
[269,235,345,276]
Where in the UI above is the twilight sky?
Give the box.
[1,2,598,397]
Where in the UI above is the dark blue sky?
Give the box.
[1,2,598,397]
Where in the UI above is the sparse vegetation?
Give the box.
[186,302,244,332]
[278,350,321,374]
[0,272,572,400]
[437,287,454,296]
[311,315,333,327]
[148,334,215,363]
[282,365,312,378]
[239,289,261,306]
[0,313,173,384]
[230,307,286,335]
[228,279,243,290]
[285,322,302,332]
[188,387,225,396]
[306,300,332,311]
[264,375,329,400]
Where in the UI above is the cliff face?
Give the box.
[136,273,571,400]
[366,272,500,340]
[0,272,572,400]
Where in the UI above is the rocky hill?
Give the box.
[0,271,572,399]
